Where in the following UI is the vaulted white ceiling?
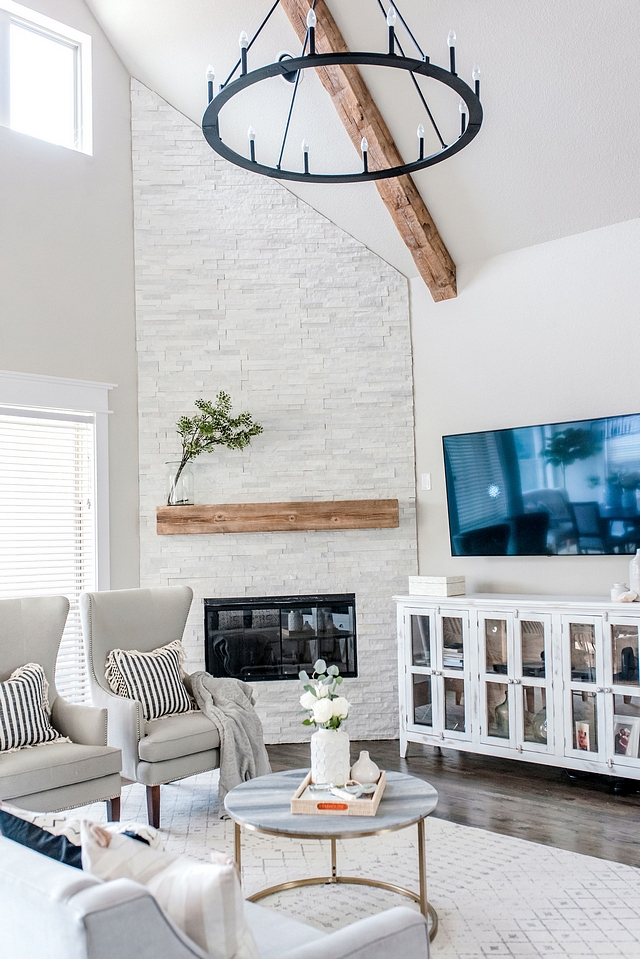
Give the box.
[85,0,640,281]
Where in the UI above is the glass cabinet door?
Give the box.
[603,619,640,770]
[405,608,470,742]
[562,615,605,760]
[479,613,516,746]
[515,615,552,753]
[436,612,470,740]
[608,621,640,688]
[440,615,465,672]
[410,613,433,668]
[519,619,547,680]
[405,610,438,735]
[609,691,640,769]
[482,616,509,678]
[411,672,434,729]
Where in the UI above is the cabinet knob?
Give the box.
[596,686,603,693]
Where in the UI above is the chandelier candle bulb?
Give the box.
[239,30,249,74]
[387,6,397,55]
[447,29,457,74]
[248,126,256,162]
[306,8,316,55]
[206,65,215,103]
[361,136,369,173]
[302,139,309,174]
[472,64,481,98]
[417,123,425,160]
[459,100,467,136]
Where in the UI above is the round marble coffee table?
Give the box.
[224,768,439,940]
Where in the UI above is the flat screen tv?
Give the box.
[443,413,640,556]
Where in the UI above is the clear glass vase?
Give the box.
[166,461,194,506]
[310,727,350,786]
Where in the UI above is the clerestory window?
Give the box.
[0,0,92,153]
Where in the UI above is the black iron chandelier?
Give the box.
[201,1,483,184]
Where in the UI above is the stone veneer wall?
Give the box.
[132,81,417,742]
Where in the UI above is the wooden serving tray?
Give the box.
[291,770,386,816]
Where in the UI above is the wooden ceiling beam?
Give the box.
[279,0,457,301]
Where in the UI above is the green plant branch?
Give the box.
[168,393,263,505]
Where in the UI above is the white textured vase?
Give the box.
[310,727,350,786]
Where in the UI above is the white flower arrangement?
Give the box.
[299,659,350,730]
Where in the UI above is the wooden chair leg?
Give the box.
[106,796,121,822]
[146,784,160,829]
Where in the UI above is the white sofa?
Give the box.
[0,835,431,959]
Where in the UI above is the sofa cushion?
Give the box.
[244,901,326,959]
[0,741,121,800]
[0,663,66,752]
[139,711,220,763]
[105,640,193,721]
[82,823,259,959]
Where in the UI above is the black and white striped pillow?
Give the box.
[0,663,65,752]
[105,640,193,721]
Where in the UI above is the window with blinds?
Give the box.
[0,407,96,703]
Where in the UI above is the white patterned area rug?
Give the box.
[79,770,640,959]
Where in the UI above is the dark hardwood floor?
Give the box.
[266,740,640,869]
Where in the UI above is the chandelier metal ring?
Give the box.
[202,51,483,184]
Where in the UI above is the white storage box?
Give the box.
[408,575,466,597]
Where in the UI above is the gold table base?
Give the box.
[234,818,438,942]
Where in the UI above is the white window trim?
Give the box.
[0,0,92,154]
[0,370,115,589]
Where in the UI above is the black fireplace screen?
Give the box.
[204,594,357,682]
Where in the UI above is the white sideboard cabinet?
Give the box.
[395,593,640,780]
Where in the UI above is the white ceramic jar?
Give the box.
[350,750,380,784]
[612,583,630,601]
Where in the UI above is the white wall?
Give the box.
[411,218,640,597]
[0,0,139,588]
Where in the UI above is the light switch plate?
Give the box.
[421,473,431,491]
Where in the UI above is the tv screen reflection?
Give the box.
[443,414,640,556]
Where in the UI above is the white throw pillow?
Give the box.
[81,823,259,959]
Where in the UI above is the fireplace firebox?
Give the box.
[204,594,357,682]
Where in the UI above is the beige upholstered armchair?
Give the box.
[80,586,220,828]
[0,596,122,817]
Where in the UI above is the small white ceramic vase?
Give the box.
[350,750,380,784]
[310,727,350,786]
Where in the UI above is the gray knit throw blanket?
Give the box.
[184,672,271,817]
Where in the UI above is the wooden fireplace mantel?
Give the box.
[156,499,399,535]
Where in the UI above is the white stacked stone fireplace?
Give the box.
[132,80,418,742]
